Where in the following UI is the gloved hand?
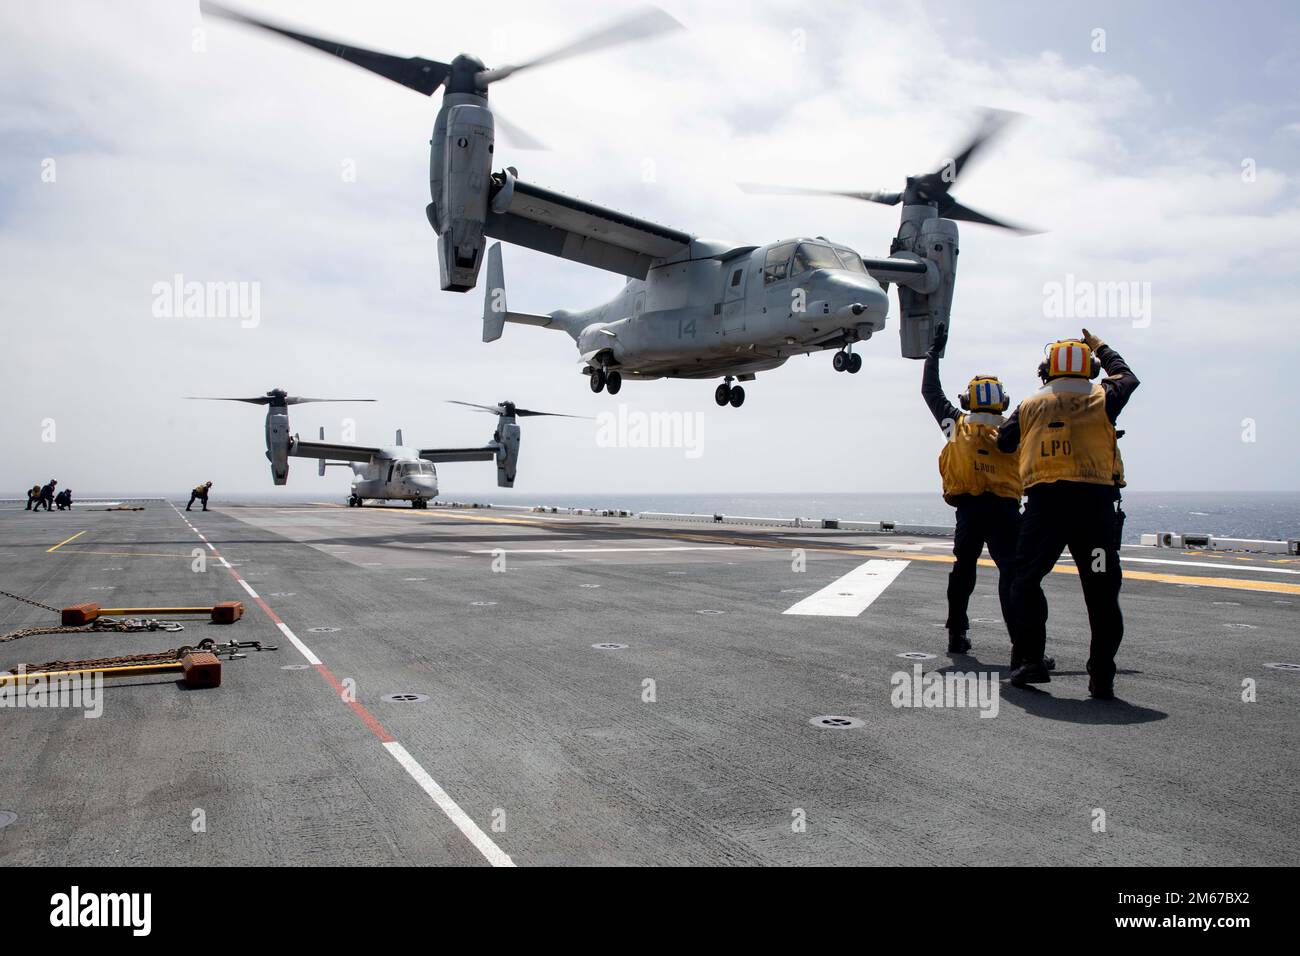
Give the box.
[1081,327,1105,352]
[928,323,948,356]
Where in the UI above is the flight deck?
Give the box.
[1,500,1296,866]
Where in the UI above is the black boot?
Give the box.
[1087,663,1115,699]
[947,629,971,654]
[1008,659,1052,687]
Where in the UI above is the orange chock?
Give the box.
[211,601,245,624]
[62,603,102,626]
[180,651,222,688]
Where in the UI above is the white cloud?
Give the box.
[0,0,1296,498]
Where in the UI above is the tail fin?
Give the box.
[318,427,326,477]
[483,244,507,342]
[482,242,563,342]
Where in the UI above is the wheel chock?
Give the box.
[180,651,223,688]
[211,601,244,624]
[60,601,245,625]
[62,603,102,626]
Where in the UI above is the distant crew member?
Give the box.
[35,480,57,512]
[55,488,73,510]
[922,324,1023,653]
[187,481,213,512]
[25,484,41,511]
[999,329,1138,698]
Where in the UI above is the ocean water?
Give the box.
[13,490,1299,545]
[460,490,1300,545]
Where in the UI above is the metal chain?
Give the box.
[1,618,185,644]
[0,588,60,614]
[7,638,275,676]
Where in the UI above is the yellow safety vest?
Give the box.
[1018,380,1126,490]
[938,412,1023,504]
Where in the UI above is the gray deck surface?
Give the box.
[1,500,1296,866]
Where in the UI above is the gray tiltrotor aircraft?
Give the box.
[188,389,580,507]
[203,5,1033,407]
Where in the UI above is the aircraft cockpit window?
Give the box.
[790,243,843,277]
[763,243,796,284]
[833,248,868,273]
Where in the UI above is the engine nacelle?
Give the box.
[429,98,494,292]
[495,419,520,488]
[265,407,291,485]
[894,213,959,359]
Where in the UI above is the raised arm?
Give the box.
[921,324,960,431]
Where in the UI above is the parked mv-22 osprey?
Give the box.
[204,4,1034,408]
[188,389,580,508]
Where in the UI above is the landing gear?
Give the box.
[833,349,863,374]
[588,365,623,395]
[348,496,363,507]
[411,498,428,509]
[715,377,745,408]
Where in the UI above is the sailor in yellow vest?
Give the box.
[997,329,1139,698]
[187,481,213,512]
[923,325,1023,654]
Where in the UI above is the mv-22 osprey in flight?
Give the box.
[188,389,581,508]
[203,4,1034,408]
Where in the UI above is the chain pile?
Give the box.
[1,587,183,643]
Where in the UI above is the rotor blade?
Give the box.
[492,107,548,151]
[926,108,1018,187]
[283,397,377,405]
[184,396,272,404]
[941,198,1039,234]
[201,1,451,96]
[475,6,683,87]
[512,408,593,419]
[737,182,902,205]
[446,400,501,414]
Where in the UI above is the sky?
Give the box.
[1,0,1297,500]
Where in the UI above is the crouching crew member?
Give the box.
[999,329,1139,698]
[25,484,41,511]
[922,324,1023,654]
[187,480,213,512]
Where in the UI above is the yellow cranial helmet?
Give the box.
[1041,339,1099,380]
[960,375,1009,412]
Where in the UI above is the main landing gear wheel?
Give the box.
[605,370,622,395]
[715,377,746,408]
[833,350,863,374]
[349,496,363,507]
[589,368,607,393]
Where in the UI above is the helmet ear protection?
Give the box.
[1039,339,1100,382]
[959,375,1009,412]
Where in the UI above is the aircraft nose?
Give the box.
[825,273,889,313]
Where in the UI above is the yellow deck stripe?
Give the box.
[46,530,87,553]
[405,510,1300,596]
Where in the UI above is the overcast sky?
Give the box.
[2,0,1297,499]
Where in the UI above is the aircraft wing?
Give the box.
[289,439,381,464]
[485,173,692,279]
[418,446,497,464]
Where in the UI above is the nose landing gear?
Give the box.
[833,348,863,374]
[714,377,745,408]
